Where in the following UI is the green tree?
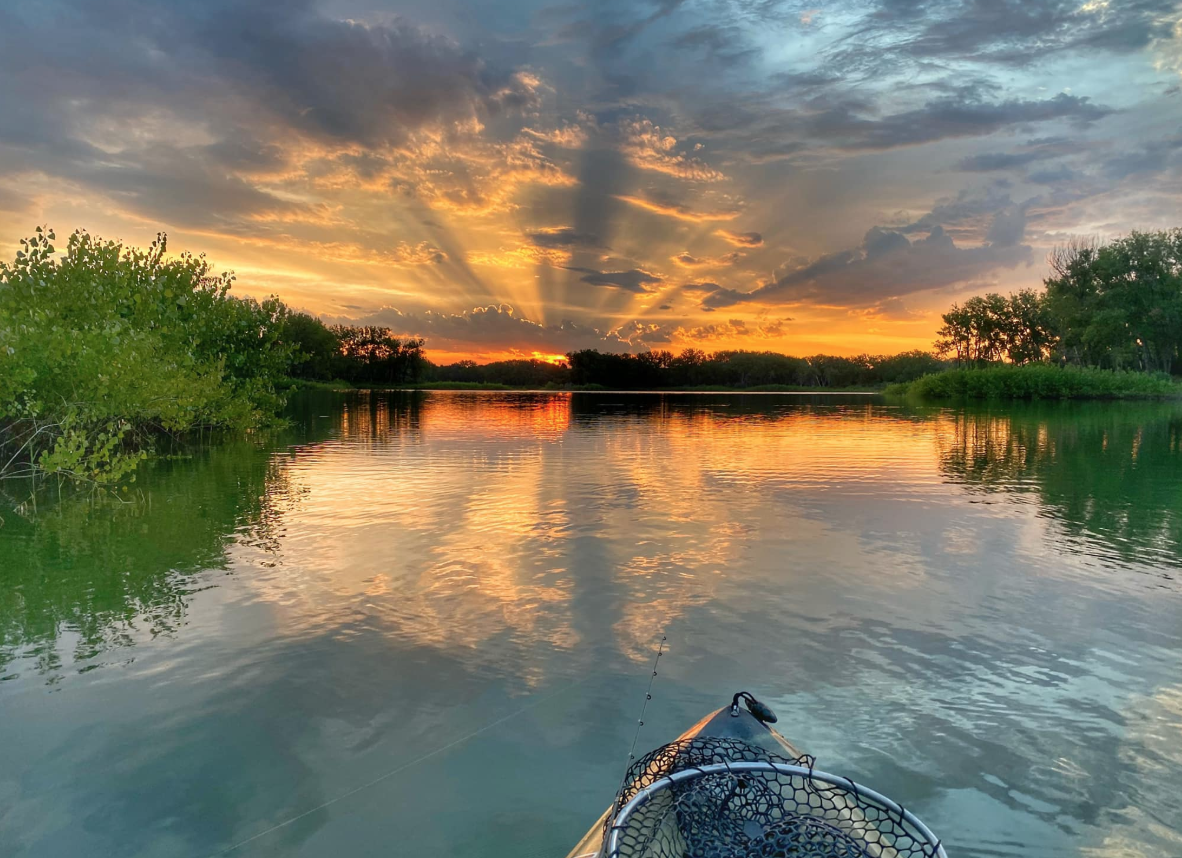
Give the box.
[283,312,341,380]
[1045,230,1182,373]
[0,229,293,482]
[331,326,425,384]
[936,291,1055,366]
[1004,289,1057,364]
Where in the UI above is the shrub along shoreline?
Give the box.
[886,364,1182,400]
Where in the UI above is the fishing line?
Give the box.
[616,634,666,795]
[210,672,593,856]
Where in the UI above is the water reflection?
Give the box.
[2,392,1182,858]
[936,402,1182,573]
[0,438,295,682]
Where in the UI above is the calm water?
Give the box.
[3,392,1182,858]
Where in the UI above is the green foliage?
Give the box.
[0,228,293,482]
[282,312,341,381]
[936,289,1056,365]
[1044,230,1182,373]
[888,364,1181,400]
[329,325,425,384]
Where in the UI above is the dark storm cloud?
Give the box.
[566,267,663,293]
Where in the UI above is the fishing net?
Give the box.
[603,737,946,858]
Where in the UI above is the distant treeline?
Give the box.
[283,317,947,390]
[284,315,425,385]
[560,349,944,389]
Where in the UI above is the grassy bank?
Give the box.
[886,364,1182,400]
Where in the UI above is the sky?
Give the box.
[0,0,1180,362]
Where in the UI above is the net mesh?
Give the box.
[603,737,944,858]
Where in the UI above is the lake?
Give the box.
[3,391,1182,858]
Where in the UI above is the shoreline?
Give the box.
[291,381,886,394]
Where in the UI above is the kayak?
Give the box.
[566,691,947,858]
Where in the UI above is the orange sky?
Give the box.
[0,0,1178,362]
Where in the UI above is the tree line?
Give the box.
[6,226,1178,482]
[280,316,946,390]
[560,349,943,389]
[936,230,1182,375]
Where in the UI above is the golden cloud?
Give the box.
[619,118,726,182]
[672,250,743,268]
[614,194,740,222]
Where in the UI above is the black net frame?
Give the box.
[602,736,946,858]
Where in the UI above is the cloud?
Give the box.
[669,24,758,67]
[235,235,447,267]
[898,185,1021,242]
[715,230,763,247]
[566,266,663,293]
[826,0,1179,73]
[674,316,789,341]
[817,94,1114,153]
[1101,135,1182,180]
[381,132,578,217]
[340,303,669,353]
[955,136,1083,173]
[614,191,740,222]
[525,227,604,249]
[618,117,726,181]
[672,250,742,268]
[858,297,925,321]
[468,225,607,269]
[0,185,29,214]
[957,151,1056,172]
[701,223,1033,309]
[1,0,1179,361]
[0,1,539,152]
[523,121,591,148]
[0,0,569,232]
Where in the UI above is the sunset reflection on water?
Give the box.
[4,392,1182,858]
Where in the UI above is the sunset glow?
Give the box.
[1,1,1179,362]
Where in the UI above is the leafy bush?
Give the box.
[887,364,1181,400]
[0,228,292,482]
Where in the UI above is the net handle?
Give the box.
[604,760,948,858]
